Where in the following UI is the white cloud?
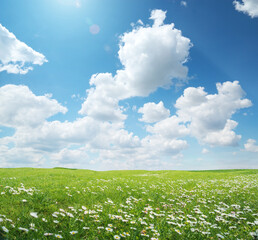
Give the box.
[146,115,189,138]
[244,139,258,152]
[201,120,241,146]
[149,9,167,27]
[0,145,45,168]
[79,9,192,122]
[0,85,67,128]
[181,1,187,7]
[138,101,170,123]
[137,19,144,25]
[141,135,188,156]
[0,24,47,74]
[116,10,192,98]
[9,117,113,152]
[94,135,187,170]
[233,0,258,18]
[202,148,209,154]
[51,147,88,166]
[175,81,252,146]
[0,81,252,168]
[79,73,126,122]
[0,9,254,169]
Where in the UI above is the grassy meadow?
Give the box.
[0,168,257,239]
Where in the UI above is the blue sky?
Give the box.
[0,0,258,170]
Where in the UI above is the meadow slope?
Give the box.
[0,168,257,239]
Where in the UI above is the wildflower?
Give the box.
[55,234,63,238]
[30,223,35,228]
[106,227,113,232]
[44,233,53,236]
[2,226,9,233]
[216,234,224,239]
[30,212,38,218]
[175,229,181,235]
[250,230,258,238]
[42,218,47,222]
[22,199,27,202]
[114,235,121,240]
[83,227,90,230]
[53,220,59,223]
[130,227,137,230]
[67,212,74,218]
[70,231,78,235]
[18,227,29,232]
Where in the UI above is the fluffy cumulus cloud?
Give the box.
[79,73,126,122]
[79,9,192,120]
[146,116,189,138]
[116,9,192,98]
[175,81,252,146]
[244,139,258,152]
[0,23,47,74]
[8,117,102,152]
[0,83,139,166]
[74,9,192,168]
[138,101,170,123]
[233,0,258,18]
[0,85,67,128]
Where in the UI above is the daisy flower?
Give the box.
[44,233,53,236]
[18,227,29,233]
[55,234,63,238]
[2,226,9,233]
[30,212,38,218]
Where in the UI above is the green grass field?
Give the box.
[0,168,257,239]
